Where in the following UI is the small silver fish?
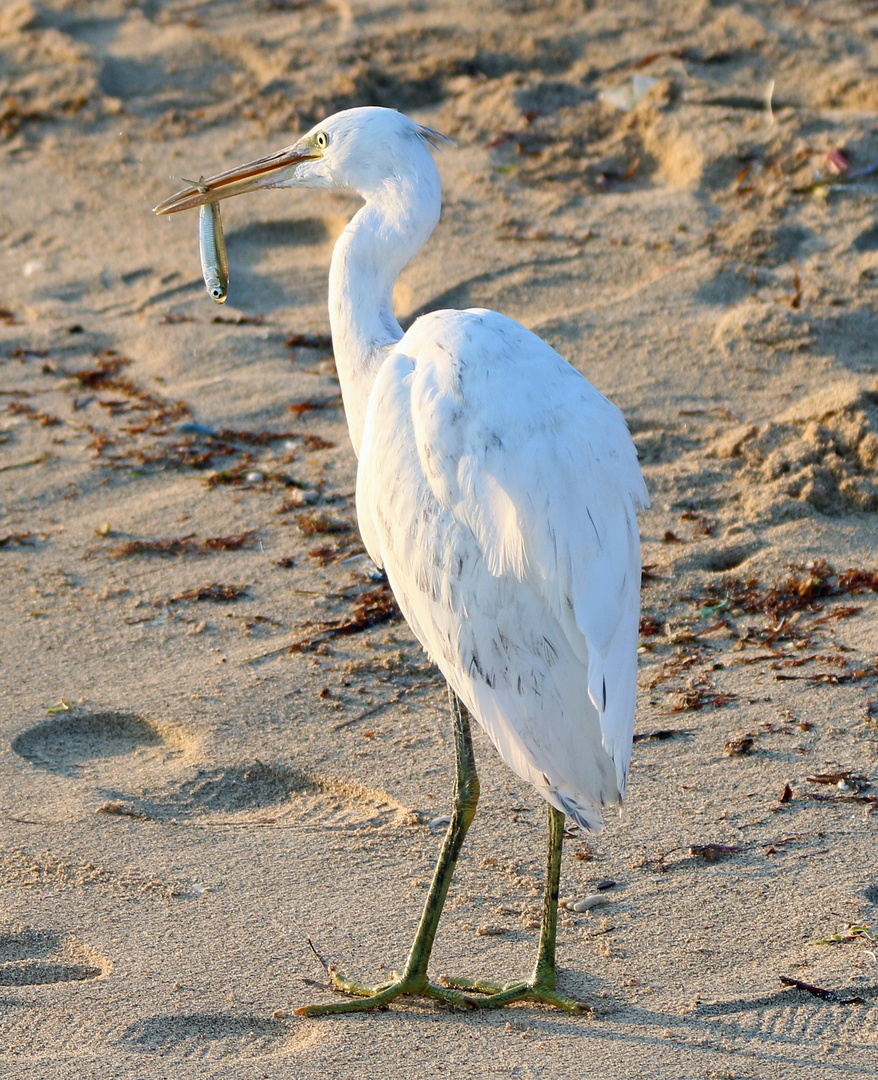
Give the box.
[185,175,228,304]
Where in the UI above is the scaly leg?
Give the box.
[296,687,482,1014]
[439,802,589,1014]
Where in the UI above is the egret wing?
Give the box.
[357,309,648,820]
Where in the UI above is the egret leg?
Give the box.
[439,802,589,1014]
[296,687,483,1014]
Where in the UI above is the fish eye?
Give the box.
[315,130,329,149]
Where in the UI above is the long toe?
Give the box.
[438,974,589,1015]
[296,971,483,1015]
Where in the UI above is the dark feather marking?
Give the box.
[586,506,601,548]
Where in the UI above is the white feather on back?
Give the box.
[357,308,648,830]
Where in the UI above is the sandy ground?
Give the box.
[2,1,878,1077]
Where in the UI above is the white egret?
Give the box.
[155,107,648,1015]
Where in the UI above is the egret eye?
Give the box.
[315,131,329,149]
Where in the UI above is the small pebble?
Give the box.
[570,894,612,913]
[283,488,319,507]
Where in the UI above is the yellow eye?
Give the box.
[315,131,329,149]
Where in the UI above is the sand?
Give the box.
[1,1,877,1076]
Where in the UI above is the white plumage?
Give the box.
[155,107,649,1012]
[357,307,647,830]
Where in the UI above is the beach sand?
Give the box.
[1,1,877,1076]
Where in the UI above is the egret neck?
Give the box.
[328,169,441,457]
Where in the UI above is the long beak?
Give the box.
[154,145,318,215]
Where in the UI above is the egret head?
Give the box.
[154,107,451,216]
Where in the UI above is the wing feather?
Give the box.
[356,308,648,824]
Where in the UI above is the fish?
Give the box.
[185,175,228,303]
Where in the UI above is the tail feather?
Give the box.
[543,784,614,834]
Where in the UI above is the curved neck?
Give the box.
[328,171,440,455]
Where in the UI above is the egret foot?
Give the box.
[297,692,482,1018]
[437,974,588,1014]
[295,968,481,1014]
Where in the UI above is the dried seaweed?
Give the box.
[802,790,877,805]
[205,462,306,490]
[667,678,737,713]
[724,733,755,755]
[169,584,249,603]
[290,586,401,651]
[106,532,259,557]
[775,660,878,685]
[658,563,878,678]
[127,426,333,477]
[632,728,694,743]
[806,771,870,789]
[688,843,742,862]
[54,351,189,428]
[131,439,228,471]
[286,332,333,350]
[307,543,362,565]
[700,561,878,621]
[296,514,352,536]
[288,396,342,415]
[211,312,265,325]
[3,401,61,426]
[0,532,43,548]
[679,509,715,537]
[646,645,713,689]
[213,428,335,450]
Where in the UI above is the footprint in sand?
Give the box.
[12,711,405,828]
[120,1010,321,1059]
[10,710,193,777]
[122,1012,289,1052]
[102,761,411,830]
[0,924,109,986]
[695,991,878,1052]
[137,761,318,817]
